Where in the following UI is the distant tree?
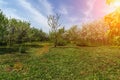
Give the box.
[8,19,30,44]
[79,20,109,45]
[28,27,48,42]
[65,25,79,44]
[0,9,49,49]
[38,29,48,41]
[65,20,109,46]
[47,13,61,47]
[17,21,30,43]
[0,10,8,45]
[56,27,67,46]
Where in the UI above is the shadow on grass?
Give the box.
[24,44,43,48]
[0,47,19,54]
[51,45,97,49]
[0,44,43,54]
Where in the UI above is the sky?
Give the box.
[0,0,113,32]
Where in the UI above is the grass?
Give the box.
[0,44,120,80]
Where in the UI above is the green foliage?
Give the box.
[56,39,67,46]
[65,25,79,44]
[56,27,67,46]
[0,10,48,46]
[19,46,27,53]
[48,14,61,47]
[28,28,48,42]
[0,10,8,44]
[8,18,30,43]
[113,36,120,45]
[49,27,67,46]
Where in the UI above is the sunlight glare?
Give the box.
[112,0,120,7]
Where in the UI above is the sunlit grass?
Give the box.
[0,45,120,79]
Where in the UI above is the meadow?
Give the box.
[1,0,120,79]
[0,43,120,80]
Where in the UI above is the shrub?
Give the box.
[56,39,67,46]
[19,46,27,53]
[113,36,120,46]
[75,40,90,46]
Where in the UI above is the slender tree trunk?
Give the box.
[54,33,57,47]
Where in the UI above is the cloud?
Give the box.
[0,0,54,32]
[68,17,78,22]
[0,0,8,5]
[0,0,26,20]
[38,0,53,15]
[1,0,108,32]
[2,8,24,19]
[83,0,96,18]
[58,5,68,15]
[19,0,50,30]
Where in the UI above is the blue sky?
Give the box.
[0,0,111,32]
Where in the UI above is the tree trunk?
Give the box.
[54,33,57,47]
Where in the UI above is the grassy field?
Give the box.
[0,44,120,80]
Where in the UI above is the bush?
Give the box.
[0,42,7,46]
[56,39,67,46]
[113,36,120,46]
[75,41,89,47]
[19,46,27,53]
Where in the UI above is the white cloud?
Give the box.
[58,5,68,15]
[38,0,53,15]
[19,0,50,30]
[3,8,20,19]
[2,8,26,20]
[80,0,97,24]
[0,0,8,5]
[84,0,96,17]
[67,17,78,22]
[0,0,26,20]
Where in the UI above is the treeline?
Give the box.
[48,13,120,47]
[48,19,110,47]
[1,9,120,47]
[63,20,109,46]
[49,10,120,47]
[0,10,48,46]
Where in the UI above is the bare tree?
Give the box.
[47,13,61,47]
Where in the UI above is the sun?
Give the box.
[112,0,120,7]
[106,0,120,13]
[107,0,120,8]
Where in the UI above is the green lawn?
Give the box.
[0,46,120,80]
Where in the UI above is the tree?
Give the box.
[79,20,109,45]
[56,27,67,46]
[28,27,47,42]
[7,18,19,46]
[8,19,30,44]
[65,25,79,44]
[17,20,30,43]
[0,9,49,48]
[65,20,109,46]
[105,0,120,45]
[0,10,8,45]
[47,13,61,47]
